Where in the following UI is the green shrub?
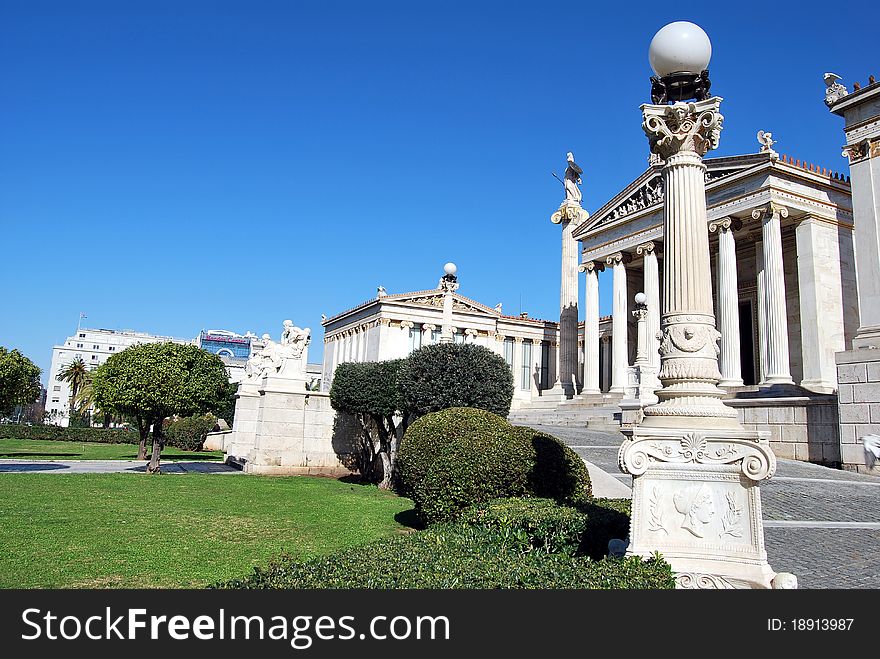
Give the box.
[163,414,217,451]
[0,423,139,444]
[397,407,533,524]
[514,426,592,503]
[459,498,589,555]
[214,522,673,589]
[397,409,591,524]
[397,343,514,418]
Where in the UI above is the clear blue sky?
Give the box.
[1,0,875,384]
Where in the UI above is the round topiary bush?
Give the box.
[397,343,514,418]
[397,407,533,524]
[512,426,592,504]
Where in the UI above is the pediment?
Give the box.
[386,290,497,315]
[578,154,766,238]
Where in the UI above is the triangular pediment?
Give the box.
[384,290,498,315]
[577,154,767,238]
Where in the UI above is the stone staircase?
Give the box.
[508,395,622,430]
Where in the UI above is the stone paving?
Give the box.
[0,459,239,474]
[528,424,880,589]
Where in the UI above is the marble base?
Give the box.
[852,324,880,350]
[619,425,784,589]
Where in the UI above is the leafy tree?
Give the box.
[91,342,230,472]
[330,360,409,489]
[397,343,514,418]
[0,347,41,415]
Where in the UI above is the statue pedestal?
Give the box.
[224,380,261,462]
[619,426,779,589]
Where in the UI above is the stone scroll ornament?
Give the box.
[618,431,777,483]
[641,100,723,160]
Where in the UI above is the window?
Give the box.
[53,385,61,391]
[79,333,85,338]
[75,353,82,359]
[540,341,550,389]
[76,343,83,348]
[521,340,533,390]
[408,323,422,353]
[454,331,465,344]
[92,344,99,350]
[109,346,115,351]
[51,398,59,403]
[503,337,514,369]
[91,355,98,361]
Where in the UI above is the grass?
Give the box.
[0,438,223,461]
[0,473,414,588]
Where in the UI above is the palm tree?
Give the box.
[57,357,88,425]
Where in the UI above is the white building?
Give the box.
[46,327,194,426]
[321,280,612,408]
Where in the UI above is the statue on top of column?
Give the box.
[563,152,583,203]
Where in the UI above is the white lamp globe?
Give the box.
[443,262,458,276]
[649,21,712,77]
[634,292,647,305]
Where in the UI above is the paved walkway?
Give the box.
[530,424,880,589]
[0,459,239,474]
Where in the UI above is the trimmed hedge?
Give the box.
[397,407,534,523]
[397,408,591,524]
[0,423,139,445]
[459,498,588,555]
[214,518,672,589]
[398,343,514,418]
[163,414,217,452]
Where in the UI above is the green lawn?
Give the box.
[0,473,414,588]
[0,438,223,461]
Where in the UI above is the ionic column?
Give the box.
[551,202,588,397]
[636,241,661,370]
[752,204,794,385]
[755,244,768,384]
[607,252,630,393]
[513,337,524,391]
[579,261,603,394]
[709,217,744,387]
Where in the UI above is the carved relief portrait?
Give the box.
[673,484,715,538]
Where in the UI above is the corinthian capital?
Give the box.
[641,97,723,160]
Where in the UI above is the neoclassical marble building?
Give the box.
[321,282,612,407]
[571,145,855,465]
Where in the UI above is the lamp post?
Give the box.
[438,262,459,344]
[617,22,790,589]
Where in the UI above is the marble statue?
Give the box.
[824,72,849,107]
[246,333,281,380]
[494,302,503,314]
[757,130,776,154]
[280,320,311,359]
[377,285,387,298]
[563,152,583,203]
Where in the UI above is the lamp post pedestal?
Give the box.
[618,97,788,589]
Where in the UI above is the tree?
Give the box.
[329,360,409,490]
[56,357,89,426]
[397,343,514,418]
[0,347,41,416]
[91,342,230,472]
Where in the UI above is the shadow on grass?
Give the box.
[0,452,83,458]
[393,508,423,531]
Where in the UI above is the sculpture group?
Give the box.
[245,320,311,381]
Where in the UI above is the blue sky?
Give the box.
[1,0,875,383]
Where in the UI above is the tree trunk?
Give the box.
[102,412,111,429]
[147,420,164,474]
[136,416,149,461]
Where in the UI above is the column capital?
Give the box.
[514,337,524,344]
[399,320,414,330]
[606,251,632,266]
[751,203,789,222]
[641,98,724,160]
[579,260,605,273]
[551,201,590,226]
[635,240,661,256]
[708,217,743,234]
[423,323,436,332]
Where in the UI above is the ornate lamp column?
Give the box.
[438,262,459,344]
[548,154,589,399]
[618,21,788,589]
